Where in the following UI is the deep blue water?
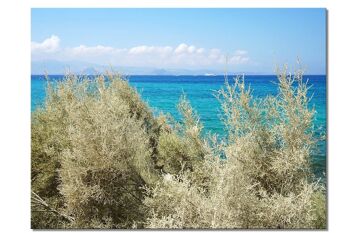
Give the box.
[31,75,326,177]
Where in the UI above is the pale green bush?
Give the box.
[143,67,326,229]
[156,95,210,175]
[32,73,162,228]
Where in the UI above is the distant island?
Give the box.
[31,60,273,76]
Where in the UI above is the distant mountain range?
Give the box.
[31,60,269,76]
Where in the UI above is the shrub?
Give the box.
[143,67,326,229]
[156,95,210,175]
[32,73,162,228]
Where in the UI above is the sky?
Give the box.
[31,8,326,75]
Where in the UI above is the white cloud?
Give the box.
[234,50,248,56]
[196,48,205,54]
[70,45,116,56]
[31,35,250,69]
[230,50,250,64]
[174,43,188,54]
[128,45,173,57]
[31,35,60,53]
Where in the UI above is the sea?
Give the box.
[31,75,327,178]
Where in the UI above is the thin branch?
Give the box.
[31,191,74,222]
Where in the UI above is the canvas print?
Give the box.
[31,8,327,229]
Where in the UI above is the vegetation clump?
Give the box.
[31,68,326,229]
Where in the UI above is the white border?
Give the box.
[1,0,350,232]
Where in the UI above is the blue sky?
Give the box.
[31,8,326,74]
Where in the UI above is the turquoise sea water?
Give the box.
[31,75,326,178]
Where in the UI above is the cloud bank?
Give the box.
[31,35,60,53]
[32,35,250,69]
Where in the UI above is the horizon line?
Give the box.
[31,73,326,76]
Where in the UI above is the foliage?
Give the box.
[32,73,162,228]
[31,68,326,229]
[144,67,326,229]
